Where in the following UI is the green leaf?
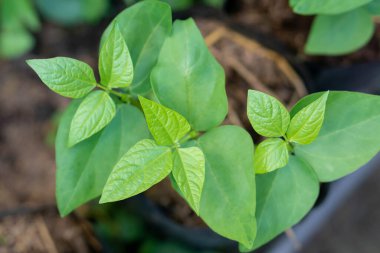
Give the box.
[241,156,319,251]
[197,126,256,248]
[151,18,228,131]
[287,92,329,144]
[292,91,380,182]
[139,96,191,146]
[99,23,133,88]
[247,90,290,137]
[172,147,205,214]
[305,8,375,55]
[367,0,380,15]
[254,138,289,174]
[290,0,372,15]
[69,90,116,147]
[35,0,108,25]
[159,0,193,11]
[56,102,150,216]
[26,57,96,98]
[0,29,34,59]
[101,1,172,94]
[100,139,173,203]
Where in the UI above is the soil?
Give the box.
[2,0,380,252]
[0,23,105,253]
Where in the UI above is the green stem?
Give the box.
[96,84,132,103]
[178,130,201,146]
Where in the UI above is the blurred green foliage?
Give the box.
[124,0,225,11]
[0,0,40,58]
[35,0,109,26]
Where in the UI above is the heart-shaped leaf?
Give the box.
[151,18,228,131]
[247,90,290,137]
[254,138,289,174]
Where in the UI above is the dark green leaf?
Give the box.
[367,0,380,15]
[305,8,374,55]
[35,0,108,25]
[293,91,380,182]
[290,0,371,15]
[198,126,256,248]
[56,102,150,216]
[241,156,319,251]
[151,19,228,131]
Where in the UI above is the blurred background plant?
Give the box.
[0,0,40,58]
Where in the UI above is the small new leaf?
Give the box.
[26,57,96,98]
[254,138,289,174]
[100,139,173,203]
[139,96,191,146]
[69,90,116,147]
[287,92,329,144]
[247,90,290,137]
[99,22,134,88]
[172,147,205,215]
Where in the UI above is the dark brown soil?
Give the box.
[0,23,104,253]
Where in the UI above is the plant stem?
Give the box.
[96,84,132,103]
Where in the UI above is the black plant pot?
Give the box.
[312,61,380,95]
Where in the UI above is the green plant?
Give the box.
[35,0,109,26]
[0,0,40,58]
[125,0,225,11]
[27,0,380,251]
[290,0,380,55]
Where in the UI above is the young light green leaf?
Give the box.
[293,91,380,182]
[26,57,96,98]
[172,147,205,215]
[240,156,319,251]
[139,96,191,146]
[99,22,133,88]
[69,90,116,147]
[287,91,329,144]
[151,18,228,131]
[247,90,290,137]
[305,9,374,55]
[290,0,371,15]
[198,126,256,248]
[100,139,173,203]
[56,102,150,216]
[254,138,289,174]
[101,1,172,94]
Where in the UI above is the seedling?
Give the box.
[27,1,380,250]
